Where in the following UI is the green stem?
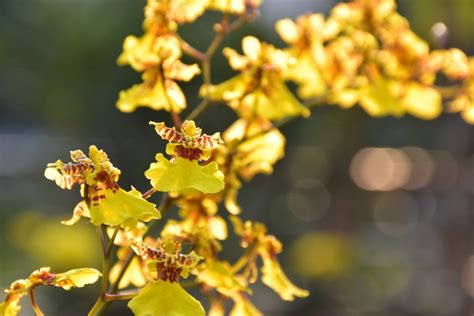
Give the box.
[88,225,118,316]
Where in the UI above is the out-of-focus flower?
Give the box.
[117,35,200,113]
[275,14,330,99]
[276,0,445,120]
[0,267,100,316]
[117,0,202,113]
[230,216,309,301]
[201,36,310,121]
[216,119,285,214]
[447,57,474,124]
[229,293,263,316]
[145,120,225,194]
[45,146,160,229]
[207,0,261,15]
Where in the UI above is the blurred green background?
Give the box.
[1,0,474,315]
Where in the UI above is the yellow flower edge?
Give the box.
[261,258,309,301]
[145,154,225,194]
[89,187,161,230]
[128,280,205,316]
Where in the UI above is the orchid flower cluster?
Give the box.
[2,0,473,315]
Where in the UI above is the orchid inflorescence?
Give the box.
[2,0,473,315]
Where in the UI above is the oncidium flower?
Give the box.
[201,36,310,121]
[45,145,160,229]
[216,119,285,214]
[108,224,152,289]
[0,267,100,316]
[145,120,225,194]
[116,0,202,114]
[128,238,205,316]
[231,216,309,301]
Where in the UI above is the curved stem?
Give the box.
[29,287,44,316]
[186,12,252,122]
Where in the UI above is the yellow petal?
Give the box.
[223,47,250,70]
[89,187,160,229]
[128,281,205,316]
[200,73,253,101]
[261,258,309,301]
[167,0,209,24]
[61,201,90,226]
[0,301,21,316]
[242,36,262,63]
[165,59,200,81]
[207,0,246,14]
[285,51,327,99]
[109,257,147,289]
[195,260,249,297]
[117,34,160,71]
[402,83,442,120]
[224,174,242,215]
[209,216,228,240]
[461,104,474,124]
[235,129,285,180]
[238,79,310,121]
[359,77,404,117]
[53,268,101,290]
[145,154,225,194]
[117,72,187,113]
[275,18,300,44]
[230,295,262,316]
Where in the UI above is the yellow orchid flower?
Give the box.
[127,238,205,315]
[276,14,330,99]
[230,216,309,301]
[194,259,250,297]
[201,36,310,121]
[0,267,100,316]
[117,35,200,113]
[217,119,285,214]
[145,120,225,194]
[117,0,202,114]
[45,145,160,229]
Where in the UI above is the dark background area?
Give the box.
[0,0,473,315]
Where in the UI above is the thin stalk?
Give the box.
[29,287,44,316]
[104,289,139,302]
[142,187,157,200]
[186,12,251,121]
[88,225,118,316]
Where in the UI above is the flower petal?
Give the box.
[89,187,160,229]
[128,281,205,316]
[53,268,101,290]
[145,154,225,194]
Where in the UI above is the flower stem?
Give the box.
[29,287,44,316]
[88,225,118,316]
[186,12,252,121]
